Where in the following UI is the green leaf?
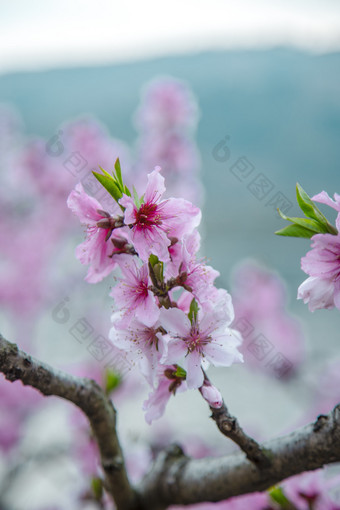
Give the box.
[188,298,199,324]
[153,262,164,282]
[124,185,131,197]
[276,183,338,239]
[149,254,159,267]
[148,254,162,287]
[278,210,329,234]
[174,365,187,379]
[275,223,316,238]
[92,171,122,203]
[98,165,113,180]
[133,186,142,209]
[296,183,328,223]
[268,486,295,508]
[149,255,163,283]
[91,477,103,500]
[105,369,122,394]
[296,183,337,234]
[114,158,123,188]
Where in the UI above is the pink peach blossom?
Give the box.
[160,298,243,389]
[167,231,220,306]
[68,183,129,283]
[119,168,201,262]
[143,365,187,424]
[298,233,340,311]
[110,259,160,328]
[199,381,223,409]
[109,313,162,386]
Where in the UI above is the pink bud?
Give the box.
[200,383,223,409]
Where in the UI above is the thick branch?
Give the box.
[139,406,340,509]
[2,333,340,510]
[0,334,137,510]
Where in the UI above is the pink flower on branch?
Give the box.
[143,365,187,424]
[167,231,220,306]
[119,168,201,262]
[109,313,162,386]
[297,189,340,312]
[199,380,223,409]
[110,258,160,328]
[298,232,340,311]
[67,183,131,283]
[160,298,243,389]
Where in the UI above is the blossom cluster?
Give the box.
[68,165,243,422]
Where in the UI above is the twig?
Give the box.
[202,372,271,467]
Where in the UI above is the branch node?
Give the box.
[165,444,185,459]
[313,414,329,432]
[102,457,124,472]
[221,419,235,433]
[6,367,23,382]
[23,357,32,367]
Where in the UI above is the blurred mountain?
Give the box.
[0,48,339,293]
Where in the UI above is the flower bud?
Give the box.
[200,383,223,409]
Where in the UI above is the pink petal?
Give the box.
[67,183,102,224]
[139,349,160,387]
[143,380,171,424]
[312,191,340,212]
[135,293,160,327]
[109,328,132,351]
[297,276,335,311]
[185,352,204,389]
[131,225,170,262]
[160,337,187,364]
[200,384,223,408]
[162,198,201,238]
[333,278,340,310]
[204,334,243,367]
[159,308,191,337]
[120,194,136,225]
[144,167,165,204]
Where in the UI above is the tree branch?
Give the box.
[2,332,340,510]
[201,372,271,467]
[209,401,271,467]
[0,334,137,510]
[139,406,340,508]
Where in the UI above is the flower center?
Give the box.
[135,203,162,228]
[186,326,210,354]
[136,281,149,298]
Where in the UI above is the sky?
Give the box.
[0,0,340,74]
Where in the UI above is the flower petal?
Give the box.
[204,333,243,367]
[184,352,204,389]
[160,337,187,364]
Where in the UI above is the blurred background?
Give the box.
[1,1,340,509]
